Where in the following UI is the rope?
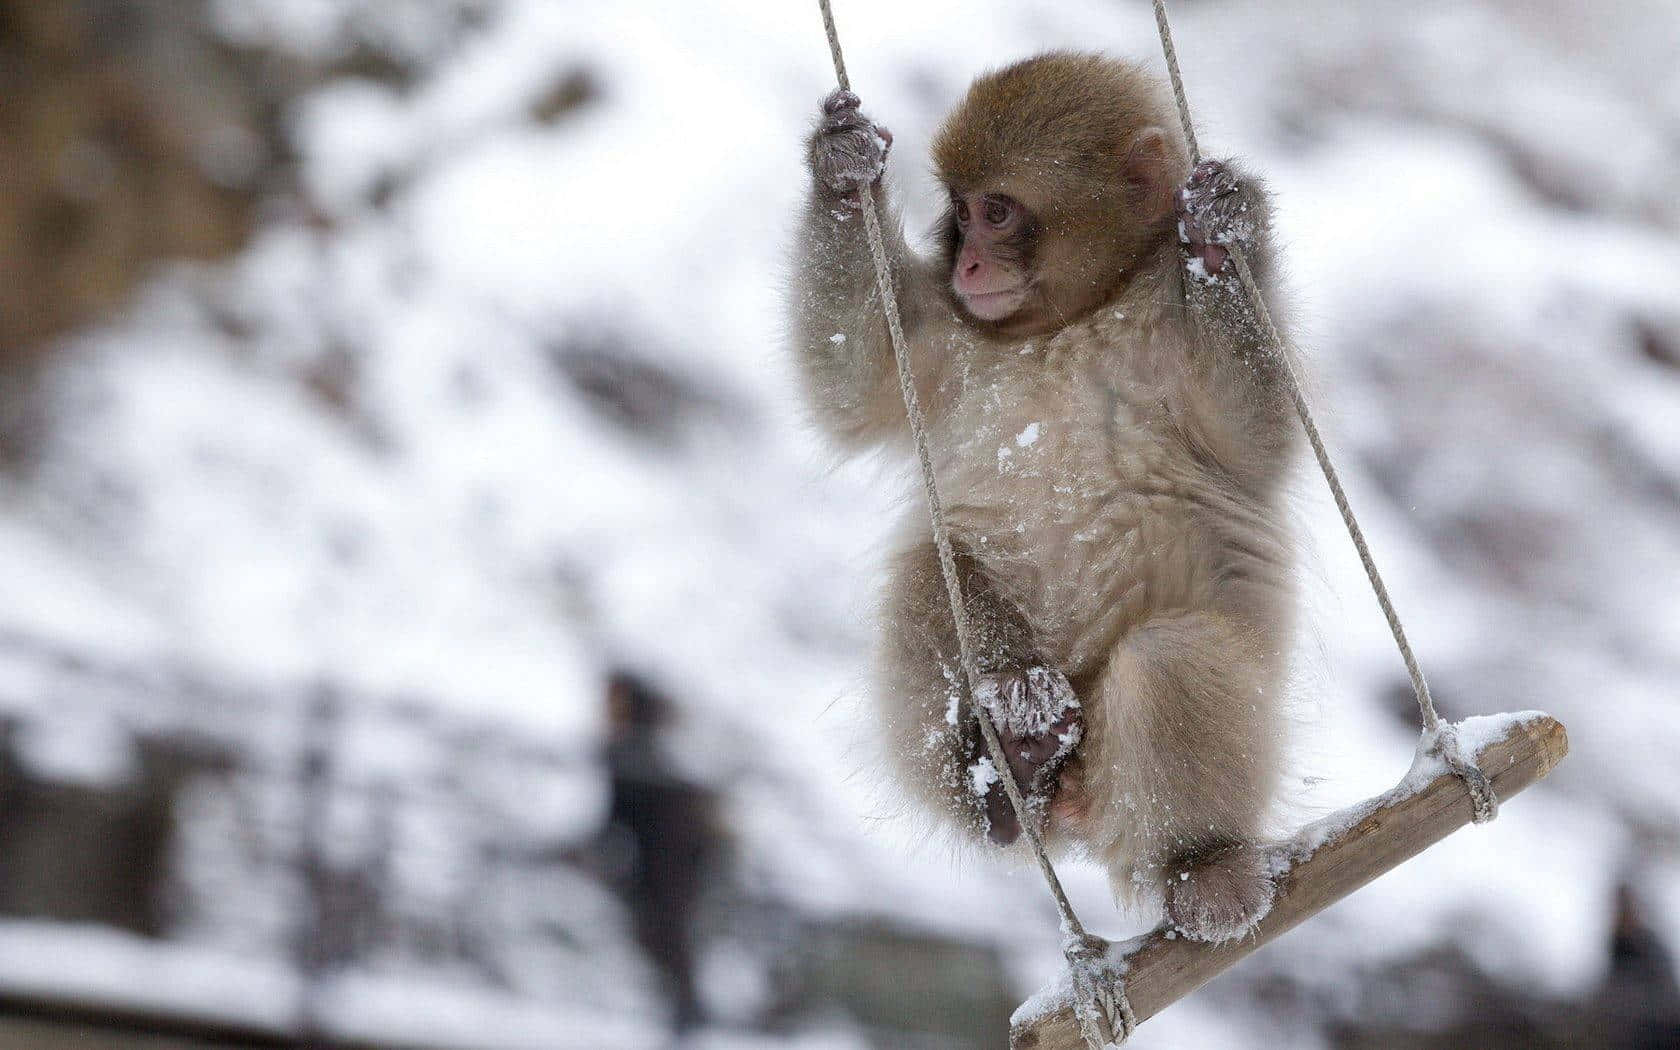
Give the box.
[1149,0,1495,824]
[1149,0,1199,164]
[815,3,1128,1046]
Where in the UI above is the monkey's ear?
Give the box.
[1122,127,1175,222]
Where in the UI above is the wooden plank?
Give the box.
[1011,712,1570,1048]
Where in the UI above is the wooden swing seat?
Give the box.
[1011,711,1570,1047]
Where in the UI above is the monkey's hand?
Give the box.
[1177,160,1254,280]
[970,666,1082,846]
[809,89,893,201]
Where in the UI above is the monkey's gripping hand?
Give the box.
[1177,160,1254,281]
[970,666,1082,847]
[809,89,893,201]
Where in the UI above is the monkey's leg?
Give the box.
[1080,609,1285,943]
[877,540,1081,848]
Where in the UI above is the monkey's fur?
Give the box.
[789,53,1298,942]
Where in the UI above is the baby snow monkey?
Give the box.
[789,52,1298,943]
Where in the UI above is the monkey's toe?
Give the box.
[1002,707,1081,788]
[983,786,1021,846]
[975,665,1080,737]
[1166,842,1275,943]
[1187,242,1229,278]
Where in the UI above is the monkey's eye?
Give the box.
[984,197,1014,227]
[954,199,971,225]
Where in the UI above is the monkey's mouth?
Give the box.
[958,286,1029,322]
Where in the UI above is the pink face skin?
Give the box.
[951,192,1030,322]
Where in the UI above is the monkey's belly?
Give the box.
[935,366,1279,673]
[950,482,1209,676]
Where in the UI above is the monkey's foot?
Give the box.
[811,89,893,198]
[972,666,1083,846]
[1177,159,1252,278]
[1165,842,1276,943]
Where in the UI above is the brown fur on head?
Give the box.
[932,52,1189,334]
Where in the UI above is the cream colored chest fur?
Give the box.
[928,302,1230,673]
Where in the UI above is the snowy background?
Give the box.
[0,0,1677,1048]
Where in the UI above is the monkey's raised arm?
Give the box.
[1173,158,1297,474]
[790,91,952,449]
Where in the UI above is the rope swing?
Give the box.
[810,2,1568,1045]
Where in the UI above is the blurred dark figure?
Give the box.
[597,670,723,1035]
[291,687,391,1047]
[1588,884,1680,1050]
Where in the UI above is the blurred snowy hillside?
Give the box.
[0,1,1677,1048]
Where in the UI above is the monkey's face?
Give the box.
[946,190,1038,325]
[932,52,1189,339]
[940,169,1176,338]
[941,184,1129,338]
